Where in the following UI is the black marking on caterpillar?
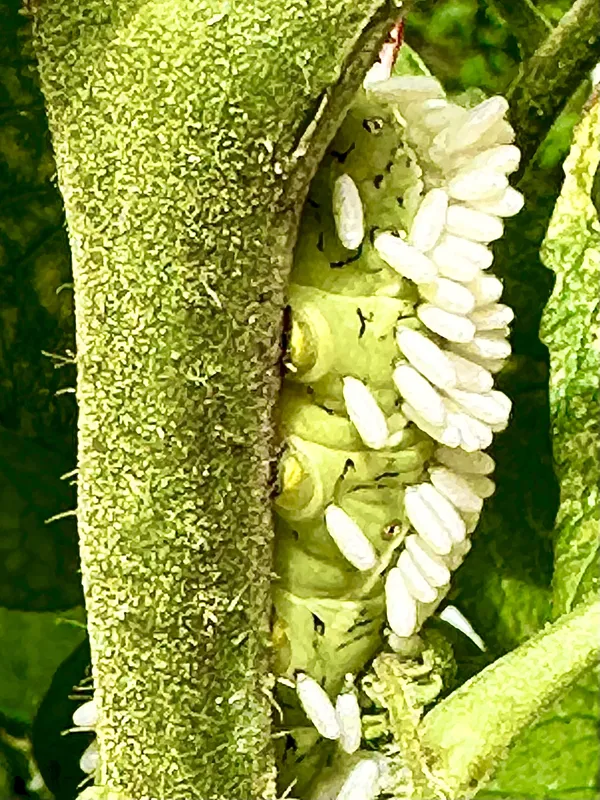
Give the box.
[280,305,293,357]
[316,404,335,415]
[340,458,355,480]
[330,143,356,163]
[362,117,384,133]
[373,174,384,189]
[382,521,403,540]
[349,617,377,632]
[368,225,379,245]
[329,242,363,268]
[346,480,394,492]
[356,307,373,338]
[316,232,325,252]
[312,614,326,636]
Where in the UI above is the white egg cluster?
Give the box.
[287,76,520,794]
[71,698,99,776]
[323,74,521,650]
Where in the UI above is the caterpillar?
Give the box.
[272,53,522,799]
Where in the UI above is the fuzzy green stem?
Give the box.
[30,2,400,798]
[420,596,600,799]
[508,0,600,165]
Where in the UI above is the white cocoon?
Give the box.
[417,303,476,343]
[419,277,476,314]
[404,485,453,554]
[445,351,494,393]
[397,548,438,603]
[342,376,389,450]
[393,363,447,428]
[296,673,340,740]
[324,504,378,571]
[409,188,449,252]
[448,169,508,203]
[429,466,484,513]
[434,445,495,475]
[374,232,438,284]
[335,692,362,754]
[336,759,381,800]
[418,482,467,543]
[396,328,457,390]
[405,533,452,587]
[446,205,504,242]
[385,566,419,636]
[473,186,524,217]
[333,174,365,249]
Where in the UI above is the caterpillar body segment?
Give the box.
[273,63,520,798]
[285,284,416,396]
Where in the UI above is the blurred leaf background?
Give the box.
[0,0,598,797]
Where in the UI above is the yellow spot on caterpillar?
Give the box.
[281,454,304,493]
[289,317,316,372]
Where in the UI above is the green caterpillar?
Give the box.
[272,50,521,800]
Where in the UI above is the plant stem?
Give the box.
[30,1,399,797]
[420,595,600,799]
[508,0,600,165]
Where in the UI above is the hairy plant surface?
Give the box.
[0,0,598,798]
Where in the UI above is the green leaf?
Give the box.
[1,0,76,449]
[1,0,81,612]
[0,749,11,799]
[477,665,600,800]
[540,97,600,617]
[404,0,521,95]
[0,426,82,610]
[0,605,86,723]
